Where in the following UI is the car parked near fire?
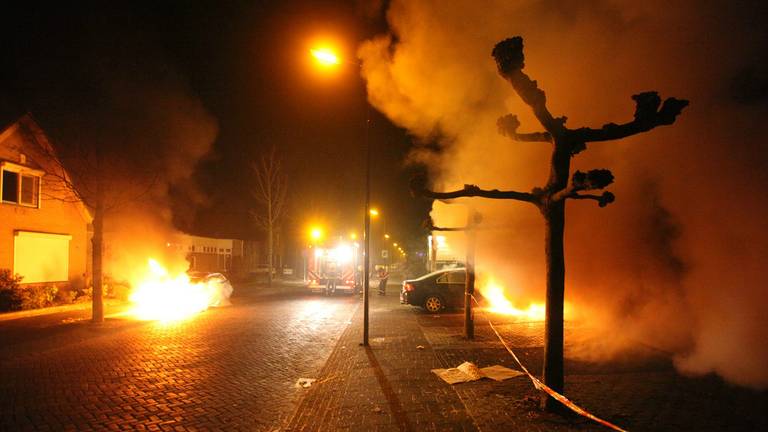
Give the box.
[400,268,469,313]
[187,271,233,307]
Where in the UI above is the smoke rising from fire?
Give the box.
[101,69,219,282]
[3,5,220,277]
[359,0,768,388]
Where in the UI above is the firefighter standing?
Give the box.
[326,265,339,296]
[377,268,389,296]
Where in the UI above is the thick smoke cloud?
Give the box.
[359,0,768,388]
[5,7,221,280]
[93,52,218,280]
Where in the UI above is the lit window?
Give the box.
[1,169,40,207]
[20,174,40,206]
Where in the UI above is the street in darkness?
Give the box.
[0,287,358,431]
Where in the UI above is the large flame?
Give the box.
[479,277,570,321]
[128,258,220,322]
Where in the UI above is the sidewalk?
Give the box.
[0,279,310,323]
[284,292,768,432]
[285,289,477,432]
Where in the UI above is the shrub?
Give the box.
[0,269,24,311]
[0,271,66,311]
[19,285,57,310]
[54,287,77,305]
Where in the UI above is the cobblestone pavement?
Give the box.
[0,285,358,431]
[288,292,767,432]
[286,292,477,432]
[418,309,768,431]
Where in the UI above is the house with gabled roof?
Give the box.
[0,114,91,288]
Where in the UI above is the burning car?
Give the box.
[187,271,233,307]
[128,259,235,321]
[400,268,469,313]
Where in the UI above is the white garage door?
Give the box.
[14,231,71,283]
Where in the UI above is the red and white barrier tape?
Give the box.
[471,296,628,432]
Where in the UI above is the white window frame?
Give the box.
[1,161,43,208]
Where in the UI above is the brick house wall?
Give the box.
[0,115,91,288]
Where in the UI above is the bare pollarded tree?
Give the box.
[250,146,288,286]
[20,120,158,323]
[412,36,688,411]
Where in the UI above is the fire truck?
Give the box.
[306,242,360,295]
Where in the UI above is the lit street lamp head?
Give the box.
[309,226,324,241]
[310,48,341,67]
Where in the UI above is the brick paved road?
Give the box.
[418,310,768,431]
[0,287,358,431]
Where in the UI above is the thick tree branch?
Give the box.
[570,92,689,143]
[497,114,552,143]
[568,191,616,207]
[552,169,614,202]
[410,176,535,203]
[430,224,470,232]
[492,37,566,136]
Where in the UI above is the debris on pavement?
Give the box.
[480,364,525,382]
[372,407,382,413]
[416,345,425,350]
[296,378,317,388]
[431,361,524,384]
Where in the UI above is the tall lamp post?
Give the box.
[310,46,373,346]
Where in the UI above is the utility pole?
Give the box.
[427,210,481,339]
[464,211,480,339]
[362,106,371,346]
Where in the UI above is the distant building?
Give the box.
[0,114,92,287]
[428,233,461,271]
[171,234,236,273]
[166,234,265,277]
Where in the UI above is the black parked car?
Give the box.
[400,268,468,313]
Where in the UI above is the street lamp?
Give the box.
[310,45,374,346]
[309,226,324,242]
[310,48,341,67]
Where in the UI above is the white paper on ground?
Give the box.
[431,362,524,384]
[480,364,525,381]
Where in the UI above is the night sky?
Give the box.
[1,0,431,243]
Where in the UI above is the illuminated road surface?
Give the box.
[0,288,358,431]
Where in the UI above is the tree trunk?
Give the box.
[430,235,437,271]
[267,218,273,287]
[464,226,476,340]
[542,201,566,412]
[91,202,104,323]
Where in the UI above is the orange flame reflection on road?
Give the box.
[128,259,212,322]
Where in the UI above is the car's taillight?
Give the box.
[404,283,414,292]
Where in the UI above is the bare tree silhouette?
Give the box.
[21,120,157,323]
[412,36,688,411]
[250,146,288,286]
